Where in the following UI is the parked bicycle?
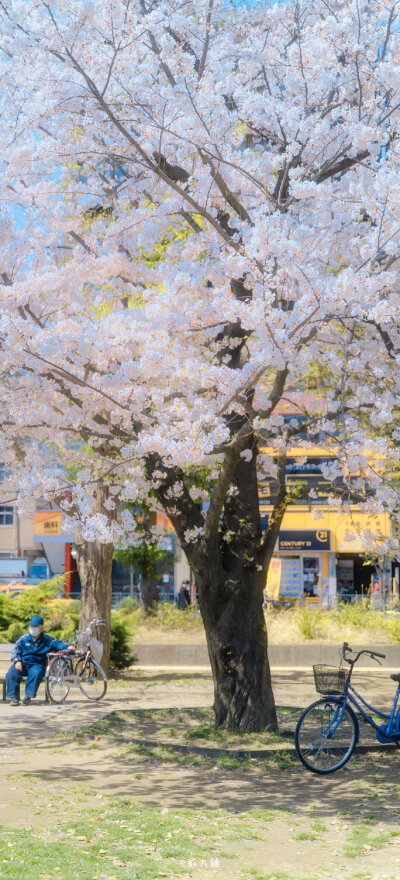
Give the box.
[295,641,400,774]
[46,618,107,704]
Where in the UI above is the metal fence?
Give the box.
[64,589,176,607]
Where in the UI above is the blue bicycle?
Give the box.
[295,642,400,774]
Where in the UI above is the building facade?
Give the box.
[261,445,391,605]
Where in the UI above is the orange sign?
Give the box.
[34,512,62,536]
[156,513,174,532]
[265,558,282,601]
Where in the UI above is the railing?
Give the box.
[63,589,176,607]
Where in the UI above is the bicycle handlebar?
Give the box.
[342,641,386,665]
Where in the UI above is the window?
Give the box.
[0,506,14,526]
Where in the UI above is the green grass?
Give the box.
[244,872,294,880]
[293,831,318,841]
[311,819,327,832]
[63,706,299,773]
[244,872,319,880]
[184,718,287,746]
[343,820,398,858]
[0,798,289,880]
[122,740,297,772]
[77,706,297,749]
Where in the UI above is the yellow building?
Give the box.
[260,447,391,604]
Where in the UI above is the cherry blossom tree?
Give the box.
[0,0,400,729]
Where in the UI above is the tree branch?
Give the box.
[204,423,254,545]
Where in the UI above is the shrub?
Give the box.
[148,602,202,631]
[0,580,136,669]
[0,576,63,631]
[294,607,323,640]
[6,621,25,642]
[115,596,139,614]
[113,599,203,633]
[110,614,136,669]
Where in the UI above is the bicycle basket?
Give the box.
[89,637,103,664]
[313,665,348,695]
[76,630,90,652]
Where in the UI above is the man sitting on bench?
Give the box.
[6,614,75,706]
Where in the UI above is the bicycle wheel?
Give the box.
[295,697,357,774]
[46,655,72,704]
[76,657,107,701]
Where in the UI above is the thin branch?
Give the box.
[197,0,214,81]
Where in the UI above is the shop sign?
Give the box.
[278,530,331,551]
[35,511,62,536]
[34,512,74,543]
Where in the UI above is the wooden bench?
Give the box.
[0,644,49,702]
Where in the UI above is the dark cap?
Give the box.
[30,615,44,626]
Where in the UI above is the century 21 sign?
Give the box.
[278,530,331,551]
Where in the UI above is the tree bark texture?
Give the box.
[138,509,159,612]
[195,435,277,730]
[75,538,114,673]
[73,482,115,673]
[197,564,275,731]
[149,430,282,732]
[139,573,158,611]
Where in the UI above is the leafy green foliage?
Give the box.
[114,542,173,577]
[110,614,137,669]
[114,600,203,632]
[0,579,135,669]
[0,576,65,638]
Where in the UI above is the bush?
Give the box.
[6,621,25,642]
[115,596,139,614]
[113,598,203,633]
[295,607,323,640]
[110,614,136,669]
[0,579,136,669]
[154,603,202,630]
[0,576,63,632]
[42,600,81,642]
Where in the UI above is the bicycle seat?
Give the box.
[390,674,400,682]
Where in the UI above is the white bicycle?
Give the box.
[45,618,107,703]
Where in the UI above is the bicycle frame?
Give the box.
[46,648,94,684]
[323,682,400,742]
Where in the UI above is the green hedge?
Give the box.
[0,578,136,669]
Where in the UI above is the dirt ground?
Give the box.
[2,668,400,880]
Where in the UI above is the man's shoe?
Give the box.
[21,697,31,705]
[9,698,20,706]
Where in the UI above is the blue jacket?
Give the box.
[12,633,70,668]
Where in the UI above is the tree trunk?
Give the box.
[188,433,277,731]
[139,573,158,611]
[196,561,276,731]
[146,428,282,732]
[75,539,114,673]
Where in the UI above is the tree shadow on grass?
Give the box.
[15,731,400,822]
